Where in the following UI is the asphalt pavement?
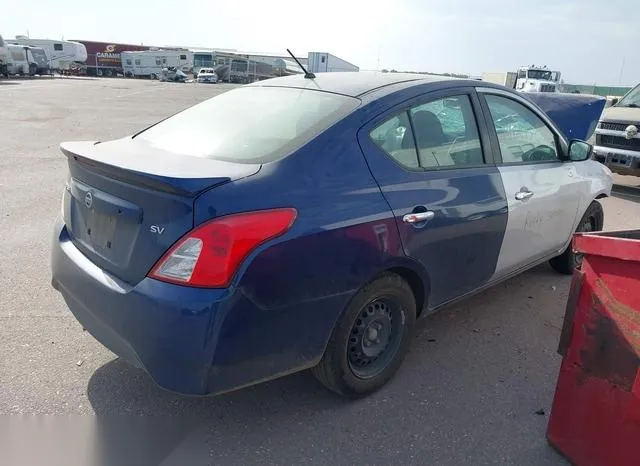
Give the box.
[2,77,640,465]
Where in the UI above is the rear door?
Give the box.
[358,88,508,308]
[476,88,582,278]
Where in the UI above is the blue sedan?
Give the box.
[51,72,612,397]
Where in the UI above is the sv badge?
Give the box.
[150,225,165,235]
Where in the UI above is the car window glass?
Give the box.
[369,112,419,169]
[409,95,484,168]
[135,87,360,164]
[485,94,559,164]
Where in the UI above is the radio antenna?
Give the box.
[286,48,315,79]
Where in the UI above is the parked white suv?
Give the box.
[197,68,218,84]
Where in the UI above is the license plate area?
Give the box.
[606,153,632,167]
[86,210,117,250]
[71,203,118,251]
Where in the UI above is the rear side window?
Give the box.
[369,112,419,169]
[370,94,484,170]
[54,43,63,51]
[135,87,360,163]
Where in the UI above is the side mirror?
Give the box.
[611,97,619,106]
[568,139,593,162]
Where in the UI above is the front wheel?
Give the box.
[549,200,604,274]
[312,273,416,397]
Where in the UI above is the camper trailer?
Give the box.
[10,37,87,71]
[4,43,49,75]
[0,34,8,76]
[121,50,193,78]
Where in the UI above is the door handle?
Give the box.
[515,191,534,201]
[403,211,435,224]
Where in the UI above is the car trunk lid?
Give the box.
[60,139,261,284]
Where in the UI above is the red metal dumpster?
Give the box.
[547,229,640,466]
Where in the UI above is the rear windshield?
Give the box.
[134,86,360,163]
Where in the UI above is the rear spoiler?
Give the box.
[60,141,237,197]
[525,93,606,141]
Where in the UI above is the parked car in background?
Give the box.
[159,66,187,82]
[592,82,640,177]
[197,67,218,83]
[51,73,612,399]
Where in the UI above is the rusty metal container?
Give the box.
[547,229,640,466]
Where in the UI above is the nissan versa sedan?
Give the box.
[51,72,613,398]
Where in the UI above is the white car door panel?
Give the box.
[494,163,581,277]
[480,92,583,279]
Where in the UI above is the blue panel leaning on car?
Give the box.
[51,71,613,398]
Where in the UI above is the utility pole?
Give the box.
[618,56,626,85]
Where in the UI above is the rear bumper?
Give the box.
[51,217,335,396]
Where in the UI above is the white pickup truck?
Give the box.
[592,82,640,177]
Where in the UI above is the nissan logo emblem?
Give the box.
[84,192,93,209]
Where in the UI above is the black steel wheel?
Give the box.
[347,298,405,380]
[312,273,416,398]
[550,200,604,274]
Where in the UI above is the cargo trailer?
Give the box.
[307,52,358,73]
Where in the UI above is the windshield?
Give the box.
[135,86,360,163]
[527,70,553,81]
[617,83,640,108]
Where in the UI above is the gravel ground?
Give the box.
[1,77,639,465]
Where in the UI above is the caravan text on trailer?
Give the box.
[75,41,152,77]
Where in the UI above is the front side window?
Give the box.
[135,87,360,164]
[126,59,132,65]
[370,94,484,170]
[485,94,559,164]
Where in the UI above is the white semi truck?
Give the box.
[482,65,561,93]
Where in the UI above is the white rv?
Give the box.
[0,35,8,76]
[121,50,193,78]
[4,44,50,75]
[10,36,87,71]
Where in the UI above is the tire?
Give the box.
[549,200,604,274]
[312,273,416,398]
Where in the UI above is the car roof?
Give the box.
[249,71,461,98]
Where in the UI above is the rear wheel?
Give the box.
[312,273,416,397]
[549,200,604,274]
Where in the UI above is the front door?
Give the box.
[358,88,509,308]
[478,90,582,278]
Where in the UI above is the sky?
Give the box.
[2,0,637,86]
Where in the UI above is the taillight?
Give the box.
[148,208,297,288]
